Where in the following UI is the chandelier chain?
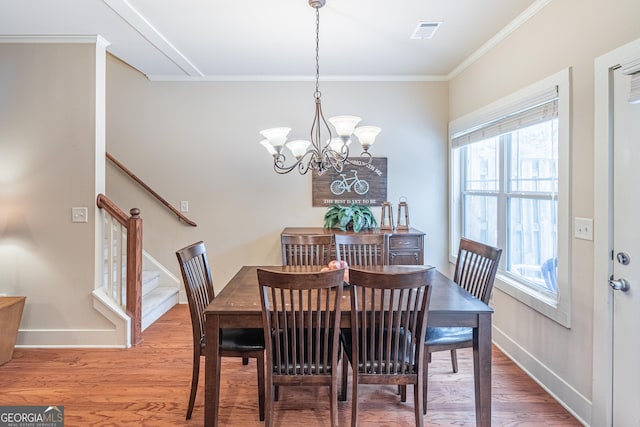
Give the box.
[314,7,321,100]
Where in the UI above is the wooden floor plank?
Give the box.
[0,305,581,426]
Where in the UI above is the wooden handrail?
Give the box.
[106,152,197,227]
[96,193,128,226]
[96,193,143,346]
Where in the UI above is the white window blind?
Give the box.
[451,86,558,148]
[621,58,640,104]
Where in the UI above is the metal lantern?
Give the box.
[380,201,393,230]
[396,197,410,230]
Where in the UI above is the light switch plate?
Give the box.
[72,207,88,223]
[574,217,593,240]
[180,201,189,213]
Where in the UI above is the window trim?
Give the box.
[449,68,572,328]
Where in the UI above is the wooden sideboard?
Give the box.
[0,296,26,366]
[281,227,425,265]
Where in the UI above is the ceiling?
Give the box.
[0,0,542,81]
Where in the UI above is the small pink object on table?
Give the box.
[322,260,349,283]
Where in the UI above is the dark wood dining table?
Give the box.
[204,265,493,427]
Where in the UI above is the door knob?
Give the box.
[609,278,630,292]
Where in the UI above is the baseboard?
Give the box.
[493,325,591,426]
[178,289,187,304]
[15,329,129,348]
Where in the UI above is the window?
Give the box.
[449,69,571,327]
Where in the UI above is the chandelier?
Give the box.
[259,0,381,175]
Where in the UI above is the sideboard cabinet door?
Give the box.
[387,233,424,265]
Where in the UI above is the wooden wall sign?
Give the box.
[312,157,387,207]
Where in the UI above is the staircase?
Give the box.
[101,155,196,343]
[96,193,182,345]
[141,269,179,331]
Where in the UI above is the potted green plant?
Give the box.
[323,203,378,232]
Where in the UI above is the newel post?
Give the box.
[126,208,143,346]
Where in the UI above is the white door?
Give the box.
[612,66,640,426]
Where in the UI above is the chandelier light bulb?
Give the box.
[286,140,311,159]
[259,127,291,149]
[328,115,362,137]
[260,139,278,156]
[353,126,382,151]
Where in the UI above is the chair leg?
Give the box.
[414,379,424,427]
[351,372,358,427]
[186,351,200,420]
[400,385,407,402]
[243,357,249,365]
[330,382,338,427]
[274,385,279,401]
[423,349,430,415]
[450,349,458,373]
[256,353,266,421]
[340,351,348,401]
[264,377,273,427]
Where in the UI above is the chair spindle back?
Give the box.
[335,233,385,267]
[281,234,333,267]
[454,238,503,303]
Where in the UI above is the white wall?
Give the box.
[0,40,127,346]
[448,0,640,423]
[105,57,450,291]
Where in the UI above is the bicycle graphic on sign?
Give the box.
[330,170,370,195]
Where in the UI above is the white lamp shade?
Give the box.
[259,127,291,147]
[286,139,311,158]
[328,137,351,152]
[354,126,381,148]
[328,115,361,137]
[260,139,278,156]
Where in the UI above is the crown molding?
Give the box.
[0,35,110,47]
[146,74,449,82]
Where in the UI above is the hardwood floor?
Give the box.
[0,305,581,426]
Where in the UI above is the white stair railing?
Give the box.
[102,213,127,307]
[96,194,143,345]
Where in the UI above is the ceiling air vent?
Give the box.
[411,21,442,40]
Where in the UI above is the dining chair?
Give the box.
[279,234,335,401]
[257,267,345,427]
[281,233,333,266]
[423,237,502,413]
[334,233,386,400]
[334,234,385,401]
[342,267,433,427]
[334,233,385,267]
[176,241,265,421]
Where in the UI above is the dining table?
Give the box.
[204,265,493,427]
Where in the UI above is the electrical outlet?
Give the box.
[180,201,189,213]
[574,217,593,240]
[72,207,88,223]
